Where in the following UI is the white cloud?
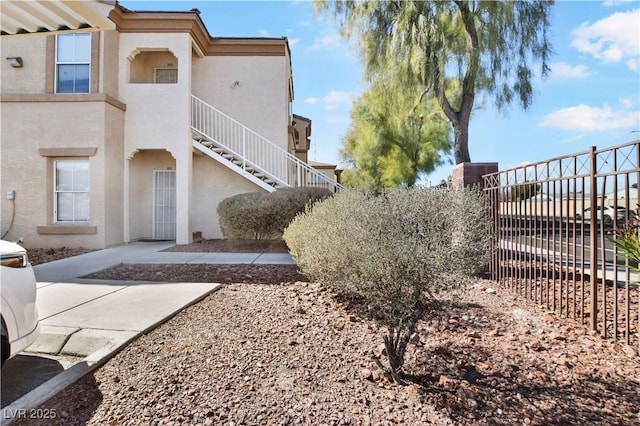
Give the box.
[322,90,356,110]
[603,0,634,6]
[620,97,635,108]
[539,104,640,132]
[570,8,640,71]
[304,97,319,105]
[626,57,639,71]
[288,38,300,47]
[312,31,344,50]
[548,61,590,81]
[258,29,270,37]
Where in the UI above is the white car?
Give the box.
[576,206,629,223]
[1,240,40,366]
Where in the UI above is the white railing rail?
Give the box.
[191,95,343,192]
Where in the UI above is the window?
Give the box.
[154,68,178,84]
[56,33,91,93]
[54,160,89,222]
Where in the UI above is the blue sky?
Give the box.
[122,0,640,185]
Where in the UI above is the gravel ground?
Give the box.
[27,247,96,266]
[17,244,640,425]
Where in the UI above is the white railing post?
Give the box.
[242,128,246,170]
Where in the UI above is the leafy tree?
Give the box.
[341,75,452,190]
[316,0,553,164]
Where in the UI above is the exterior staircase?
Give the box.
[191,95,342,193]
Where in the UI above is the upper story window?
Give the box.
[56,33,91,93]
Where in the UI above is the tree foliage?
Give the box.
[316,0,553,164]
[340,74,452,191]
[511,181,541,201]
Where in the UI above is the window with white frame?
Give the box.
[56,33,91,93]
[54,160,89,222]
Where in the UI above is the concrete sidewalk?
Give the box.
[2,241,295,424]
[32,241,294,283]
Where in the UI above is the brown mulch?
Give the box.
[27,247,96,266]
[83,264,307,284]
[162,239,290,253]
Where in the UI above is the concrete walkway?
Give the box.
[1,241,295,424]
[32,241,294,283]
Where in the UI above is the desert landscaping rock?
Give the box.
[14,279,640,425]
[20,246,640,425]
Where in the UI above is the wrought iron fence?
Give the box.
[483,141,640,349]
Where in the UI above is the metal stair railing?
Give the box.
[191,95,343,192]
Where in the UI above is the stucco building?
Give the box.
[1,2,340,249]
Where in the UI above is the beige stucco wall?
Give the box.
[0,35,48,94]
[101,30,120,98]
[2,27,297,247]
[128,150,175,241]
[191,55,290,151]
[103,104,126,247]
[119,33,193,244]
[192,154,264,239]
[0,99,125,249]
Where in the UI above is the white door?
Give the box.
[153,170,176,240]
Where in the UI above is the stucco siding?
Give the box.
[119,33,194,244]
[103,105,126,247]
[101,30,120,99]
[119,33,191,156]
[192,154,265,239]
[0,35,48,94]
[0,100,123,249]
[192,55,290,151]
[128,150,175,241]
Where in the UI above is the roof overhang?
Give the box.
[0,0,116,36]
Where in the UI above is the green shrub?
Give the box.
[609,225,640,283]
[217,187,332,240]
[283,187,494,382]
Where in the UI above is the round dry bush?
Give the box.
[284,186,494,329]
[217,187,333,240]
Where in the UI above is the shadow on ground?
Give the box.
[1,355,65,408]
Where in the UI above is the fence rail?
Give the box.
[483,141,640,349]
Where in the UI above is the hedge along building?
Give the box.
[0,1,342,249]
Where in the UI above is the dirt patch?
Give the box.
[27,247,96,266]
[84,264,307,284]
[163,239,289,253]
